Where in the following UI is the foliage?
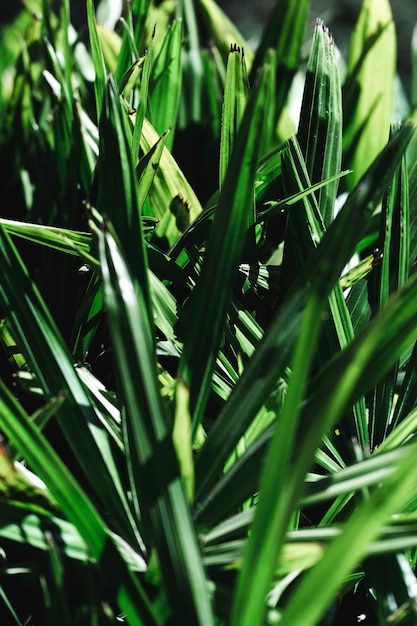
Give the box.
[0,0,417,624]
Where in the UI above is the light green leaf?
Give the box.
[343,0,396,188]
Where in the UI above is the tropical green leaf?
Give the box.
[139,116,203,243]
[343,0,396,188]
[86,0,107,122]
[250,0,309,129]
[298,18,343,226]
[0,380,157,626]
[219,44,249,188]
[197,0,253,69]
[0,223,140,548]
[278,441,417,626]
[230,121,416,626]
[148,18,183,151]
[98,220,215,625]
[178,60,273,432]
[367,144,410,447]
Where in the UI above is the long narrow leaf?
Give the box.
[178,61,273,431]
[0,224,141,548]
[298,18,342,226]
[98,221,215,626]
[249,0,308,127]
[219,44,249,187]
[148,19,183,151]
[279,441,417,626]
[343,0,396,188]
[86,0,107,122]
[196,122,416,505]
[0,381,156,626]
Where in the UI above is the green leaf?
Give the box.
[194,284,309,508]
[365,554,417,624]
[98,221,215,626]
[197,0,253,69]
[0,505,89,564]
[178,60,273,432]
[131,29,154,164]
[196,123,416,514]
[219,44,249,188]
[298,18,343,226]
[176,0,204,125]
[86,0,107,122]
[115,0,152,82]
[139,116,203,243]
[0,380,157,626]
[391,341,417,430]
[250,0,309,128]
[278,441,417,626]
[280,137,368,452]
[119,58,144,102]
[367,145,410,447]
[229,121,416,626]
[149,19,183,151]
[173,379,194,502]
[231,288,324,626]
[136,127,170,212]
[0,223,140,548]
[242,259,417,625]
[97,75,151,308]
[96,23,122,75]
[0,218,97,268]
[343,0,396,189]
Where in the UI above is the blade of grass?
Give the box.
[139,116,203,243]
[0,380,157,626]
[367,146,410,447]
[343,0,396,188]
[115,0,152,81]
[97,75,152,311]
[86,0,107,122]
[197,0,253,69]
[176,0,204,125]
[278,440,417,626]
[219,44,249,188]
[178,61,273,432]
[196,122,416,504]
[148,19,183,151]
[136,128,170,211]
[391,341,417,429]
[231,286,324,626]
[98,220,215,626]
[0,223,141,550]
[233,234,417,626]
[194,284,309,503]
[213,122,415,626]
[130,29,154,166]
[298,18,343,226]
[249,0,309,127]
[281,137,368,452]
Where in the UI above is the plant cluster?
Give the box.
[1,0,417,624]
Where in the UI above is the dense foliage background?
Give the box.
[2,0,417,625]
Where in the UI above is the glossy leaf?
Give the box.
[149,19,183,151]
[343,0,396,188]
[219,44,249,188]
[0,380,156,626]
[178,61,273,431]
[98,221,215,625]
[298,18,343,226]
